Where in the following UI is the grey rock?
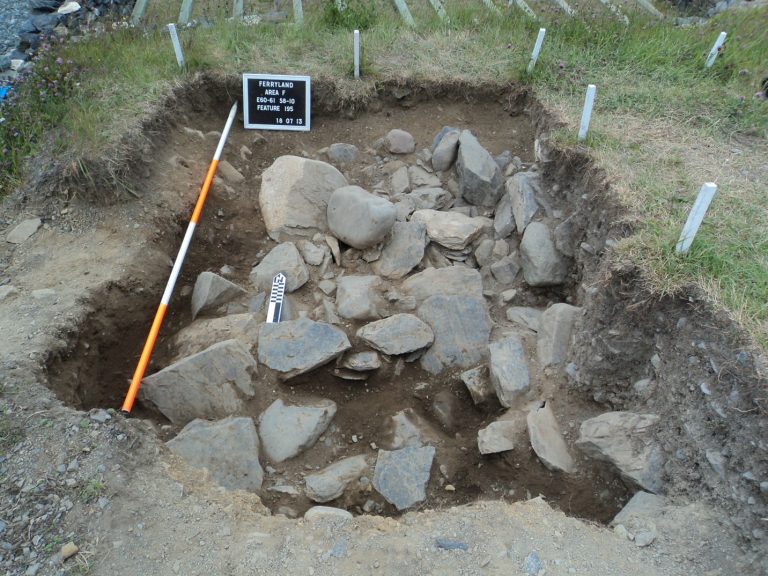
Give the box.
[373,446,435,510]
[296,240,326,266]
[385,129,416,154]
[317,279,336,296]
[327,143,359,165]
[167,417,264,492]
[390,166,410,195]
[507,171,541,233]
[489,335,530,408]
[527,402,575,473]
[474,239,495,267]
[373,221,427,279]
[383,409,440,449]
[327,186,396,249]
[478,412,525,454]
[31,288,56,300]
[431,129,460,172]
[191,271,247,319]
[506,307,542,332]
[304,455,369,502]
[610,491,667,527]
[218,160,245,184]
[259,156,348,240]
[490,255,520,285]
[537,303,581,367]
[409,187,452,210]
[493,190,516,239]
[250,242,309,293]
[431,390,462,430]
[341,351,381,371]
[258,318,351,379]
[494,150,513,171]
[435,538,468,551]
[6,218,42,244]
[431,126,460,151]
[411,209,485,250]
[417,295,491,374]
[576,412,663,493]
[461,366,495,404]
[304,506,353,522]
[0,285,19,302]
[140,340,257,425]
[457,131,503,207]
[408,165,441,188]
[402,267,484,305]
[706,449,726,478]
[89,409,111,423]
[524,551,543,575]
[520,222,569,287]
[553,215,578,257]
[336,275,385,320]
[258,398,337,462]
[357,313,434,355]
[172,313,259,361]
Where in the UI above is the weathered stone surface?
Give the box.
[140,340,257,425]
[258,318,351,379]
[576,412,663,493]
[390,166,410,195]
[296,240,326,266]
[506,307,542,332]
[191,271,247,319]
[373,221,427,279]
[327,142,359,165]
[431,126,459,151]
[520,222,569,287]
[0,285,19,302]
[258,398,337,463]
[6,218,42,244]
[357,313,434,356]
[610,491,667,527]
[409,187,452,210]
[431,390,462,431]
[417,295,491,375]
[478,412,526,454]
[172,313,259,361]
[507,171,541,233]
[489,335,530,408]
[490,255,520,285]
[259,156,348,240]
[537,303,581,367]
[167,417,263,492]
[250,242,309,293]
[411,209,485,250]
[402,267,484,304]
[373,446,435,510]
[382,409,440,449]
[304,506,353,521]
[218,160,245,184]
[493,191,516,239]
[341,351,381,371]
[456,131,503,207]
[385,129,416,154]
[305,455,369,503]
[527,402,575,473]
[327,186,396,249]
[408,166,441,188]
[460,366,495,404]
[554,215,578,257]
[335,276,385,320]
[431,129,460,172]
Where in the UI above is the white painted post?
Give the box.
[705,32,727,68]
[392,0,415,27]
[427,0,449,21]
[676,183,718,254]
[353,29,360,79]
[293,0,303,23]
[578,84,597,142]
[233,0,244,18]
[178,0,194,25]
[551,0,575,16]
[527,28,546,73]
[130,0,149,26]
[167,24,185,68]
[513,0,537,19]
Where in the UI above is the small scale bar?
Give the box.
[266,273,287,323]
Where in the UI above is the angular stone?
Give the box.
[167,417,263,492]
[537,303,581,367]
[576,412,663,493]
[554,215,578,257]
[57,1,81,14]
[390,166,410,195]
[383,409,440,449]
[493,191,516,239]
[218,160,245,184]
[411,209,485,250]
[520,222,569,287]
[610,491,667,527]
[431,129,460,172]
[489,335,530,408]
[0,285,19,302]
[327,186,396,249]
[506,307,542,332]
[507,171,540,233]
[172,313,259,361]
[385,129,416,154]
[258,318,350,379]
[304,455,369,502]
[457,131,503,207]
[341,351,381,371]
[460,366,494,404]
[259,156,348,241]
[258,398,337,463]
[527,402,575,473]
[373,446,435,510]
[356,314,433,356]
[490,255,520,285]
[417,295,491,375]
[402,267,484,305]
[327,143,359,165]
[478,412,526,454]
[296,240,326,266]
[250,242,309,293]
[474,239,495,268]
[373,221,427,280]
[6,218,42,244]
[336,275,385,320]
[191,271,247,319]
[409,187,452,210]
[304,506,353,522]
[408,166,441,188]
[140,340,257,425]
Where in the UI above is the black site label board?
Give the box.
[242,73,310,131]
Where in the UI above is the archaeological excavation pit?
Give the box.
[43,80,762,531]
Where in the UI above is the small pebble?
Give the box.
[60,542,78,560]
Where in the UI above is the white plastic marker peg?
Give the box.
[578,84,597,142]
[392,0,415,27]
[293,0,303,24]
[354,29,360,78]
[427,0,449,21]
[528,28,546,73]
[676,183,717,254]
[167,23,184,68]
[267,273,287,323]
[120,103,238,414]
[705,32,727,68]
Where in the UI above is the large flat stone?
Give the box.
[456,130,503,207]
[507,171,541,233]
[527,402,575,473]
[431,129,460,172]
[140,340,257,425]
[191,271,247,319]
[304,455,369,503]
[520,222,569,287]
[249,242,309,293]
[258,318,351,379]
[335,276,385,320]
[402,267,484,305]
[373,221,428,279]
[489,335,530,408]
[171,313,259,361]
[537,303,581,367]
[6,217,42,244]
[373,446,435,511]
[382,409,440,450]
[258,398,337,463]
[167,417,263,492]
[356,314,434,356]
[460,366,495,404]
[327,186,396,249]
[411,209,485,250]
[478,412,526,454]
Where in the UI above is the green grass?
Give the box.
[1,0,767,345]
